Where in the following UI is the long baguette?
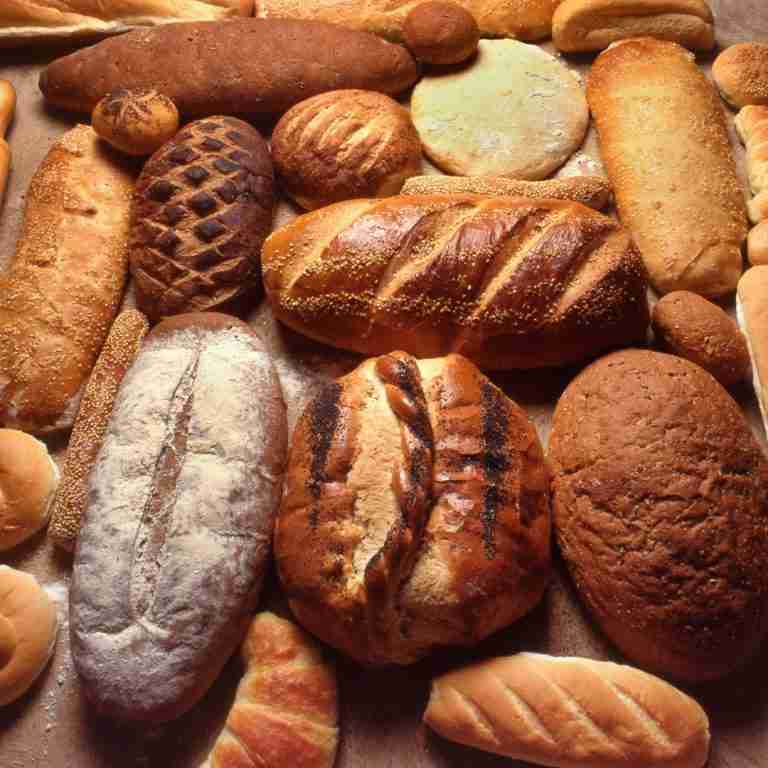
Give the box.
[424,653,710,768]
[737,266,768,435]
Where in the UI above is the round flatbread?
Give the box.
[411,40,589,178]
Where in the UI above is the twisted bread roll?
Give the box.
[736,105,768,196]
[200,612,338,768]
[424,653,710,768]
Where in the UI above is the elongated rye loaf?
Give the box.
[39,19,418,118]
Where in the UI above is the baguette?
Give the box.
[0,125,133,433]
[737,266,768,434]
[587,38,747,297]
[552,0,714,53]
[39,19,418,118]
[424,653,710,768]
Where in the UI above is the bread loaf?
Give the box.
[262,195,649,370]
[748,219,768,265]
[552,0,714,53]
[588,38,747,298]
[39,20,418,119]
[550,349,768,682]
[735,106,768,195]
[0,124,133,433]
[737,266,768,435]
[276,351,552,666]
[131,116,274,323]
[71,313,287,722]
[424,653,710,768]
[713,43,768,108]
[199,613,338,768]
[402,2,479,64]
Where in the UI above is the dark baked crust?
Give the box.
[403,1,480,64]
[130,116,274,323]
[550,349,768,682]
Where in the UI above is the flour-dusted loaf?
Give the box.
[550,349,768,682]
[424,653,710,768]
[39,20,418,119]
[0,125,133,433]
[131,116,274,323]
[71,313,287,722]
[262,195,649,370]
[588,38,747,297]
[276,352,552,666]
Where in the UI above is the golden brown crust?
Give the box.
[737,266,768,435]
[748,220,768,266]
[713,43,768,108]
[403,2,479,64]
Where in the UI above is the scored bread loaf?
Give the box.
[262,195,649,370]
[423,653,710,768]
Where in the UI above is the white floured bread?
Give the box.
[411,40,589,179]
[737,266,768,435]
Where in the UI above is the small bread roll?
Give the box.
[713,43,768,108]
[652,291,750,388]
[749,220,768,266]
[749,189,768,224]
[0,566,58,705]
[0,429,59,550]
[403,2,479,64]
[92,88,180,156]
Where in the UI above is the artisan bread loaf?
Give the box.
[713,43,768,108]
[550,349,768,682]
[552,0,714,53]
[737,266,768,434]
[71,313,287,722]
[262,195,650,370]
[39,20,418,118]
[0,124,133,433]
[424,653,710,768]
[587,38,747,297]
[131,116,274,322]
[276,351,552,666]
[199,612,338,768]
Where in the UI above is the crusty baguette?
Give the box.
[552,0,714,53]
[199,612,338,768]
[737,266,768,435]
[587,38,747,297]
[256,0,562,42]
[0,125,133,433]
[401,174,612,210]
[424,653,710,768]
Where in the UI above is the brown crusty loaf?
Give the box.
[48,310,148,552]
[262,195,649,370]
[552,0,714,53]
[401,174,612,210]
[39,19,419,119]
[402,2,480,65]
[0,125,133,433]
[71,313,287,722]
[587,38,747,297]
[276,351,552,666]
[199,612,338,768]
[271,90,422,211]
[737,266,768,435]
[550,349,768,682]
[713,43,768,108]
[131,116,274,323]
[424,653,710,768]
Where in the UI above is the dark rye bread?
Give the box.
[71,313,287,722]
[550,349,768,682]
[262,195,650,370]
[131,116,274,323]
[275,352,551,666]
[39,19,419,118]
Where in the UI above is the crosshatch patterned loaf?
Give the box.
[130,116,274,323]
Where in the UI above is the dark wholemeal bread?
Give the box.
[262,195,650,370]
[39,19,419,118]
[71,313,287,722]
[131,116,274,323]
[550,349,768,682]
[275,351,551,666]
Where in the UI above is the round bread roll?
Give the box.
[403,2,480,65]
[749,220,768,265]
[271,90,422,211]
[0,429,59,551]
[92,88,180,156]
[0,566,58,705]
[411,40,588,178]
[652,291,750,388]
[550,349,768,682]
[276,351,551,666]
[713,43,768,108]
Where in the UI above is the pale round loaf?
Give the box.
[0,429,59,551]
[713,43,768,108]
[271,90,422,211]
[92,88,180,156]
[403,2,480,65]
[411,40,589,178]
[0,566,58,705]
